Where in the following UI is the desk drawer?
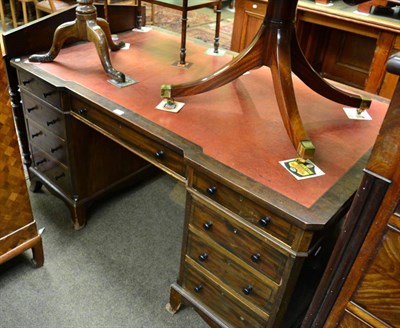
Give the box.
[182,262,268,328]
[26,119,67,165]
[71,96,185,177]
[192,170,298,247]
[31,146,72,193]
[189,199,289,284]
[186,229,278,313]
[21,91,65,139]
[18,71,61,108]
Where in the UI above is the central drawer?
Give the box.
[189,197,290,284]
[70,96,185,177]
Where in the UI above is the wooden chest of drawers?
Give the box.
[16,68,156,229]
[169,162,348,327]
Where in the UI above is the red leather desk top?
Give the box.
[25,29,388,208]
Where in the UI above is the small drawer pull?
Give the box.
[46,119,58,126]
[31,131,42,138]
[43,91,54,98]
[194,284,203,293]
[35,158,47,166]
[50,145,62,153]
[243,285,253,295]
[78,108,87,115]
[203,221,213,231]
[258,216,271,227]
[27,106,38,113]
[252,4,258,8]
[154,150,165,159]
[206,186,217,195]
[54,172,65,180]
[22,79,33,85]
[198,253,208,262]
[251,253,261,263]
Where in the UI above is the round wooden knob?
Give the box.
[259,216,271,227]
[251,253,261,263]
[203,221,213,230]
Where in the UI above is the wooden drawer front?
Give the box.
[244,0,267,16]
[182,262,268,328]
[21,91,65,139]
[192,170,297,246]
[189,199,289,284]
[31,146,72,193]
[18,70,60,108]
[27,119,67,165]
[71,97,185,177]
[187,229,278,313]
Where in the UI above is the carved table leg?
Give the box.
[179,1,189,66]
[29,0,126,83]
[162,25,265,97]
[213,1,222,54]
[269,28,315,159]
[162,0,371,159]
[29,20,79,62]
[87,19,126,82]
[290,34,371,110]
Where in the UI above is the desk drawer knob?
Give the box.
[194,284,203,293]
[259,216,271,227]
[22,79,33,85]
[251,253,261,263]
[206,186,217,195]
[31,131,42,138]
[54,172,65,180]
[35,158,47,166]
[43,91,54,98]
[198,253,208,262]
[27,105,38,113]
[203,221,213,231]
[154,150,165,159]
[46,119,58,126]
[243,285,253,295]
[51,145,62,153]
[78,108,87,115]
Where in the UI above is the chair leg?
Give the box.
[10,0,18,28]
[22,2,28,24]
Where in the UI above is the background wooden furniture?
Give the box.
[19,0,36,24]
[0,50,44,267]
[136,0,222,66]
[34,0,76,17]
[231,0,400,99]
[302,51,400,328]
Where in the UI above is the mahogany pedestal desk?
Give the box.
[3,11,389,327]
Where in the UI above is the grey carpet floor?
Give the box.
[0,173,208,328]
